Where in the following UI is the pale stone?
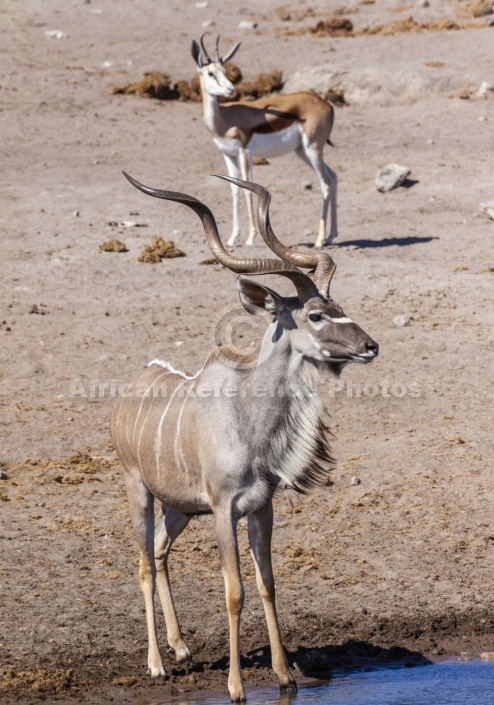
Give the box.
[376,163,411,192]
[238,20,258,30]
[479,201,494,219]
[393,315,410,328]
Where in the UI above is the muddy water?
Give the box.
[150,659,494,705]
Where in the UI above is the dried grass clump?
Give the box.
[457,0,493,18]
[275,4,318,22]
[138,237,185,263]
[0,668,75,695]
[359,16,461,36]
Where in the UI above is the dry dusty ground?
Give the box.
[0,0,493,703]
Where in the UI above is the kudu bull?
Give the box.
[111,172,378,701]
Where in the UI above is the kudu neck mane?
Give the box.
[202,320,335,495]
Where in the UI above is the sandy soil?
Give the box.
[1,0,493,702]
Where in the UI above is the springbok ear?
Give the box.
[237,276,285,317]
[191,40,202,68]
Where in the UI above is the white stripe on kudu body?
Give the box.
[112,172,378,702]
[192,36,338,249]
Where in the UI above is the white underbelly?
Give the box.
[249,122,302,158]
[213,122,302,160]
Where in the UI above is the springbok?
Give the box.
[192,35,338,249]
[112,172,378,702]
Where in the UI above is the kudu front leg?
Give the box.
[248,502,297,693]
[215,507,246,702]
[154,506,191,664]
[125,473,165,678]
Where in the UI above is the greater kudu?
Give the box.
[111,173,378,701]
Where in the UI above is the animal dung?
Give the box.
[138,237,185,263]
[110,65,283,103]
[99,239,128,252]
[312,18,354,37]
[110,71,181,100]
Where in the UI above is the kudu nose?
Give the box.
[366,341,379,356]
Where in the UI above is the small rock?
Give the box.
[375,163,411,192]
[480,652,494,660]
[416,0,430,6]
[38,501,45,507]
[302,179,313,191]
[487,16,494,26]
[350,476,361,486]
[251,156,269,166]
[393,314,410,327]
[195,1,208,7]
[477,81,494,97]
[427,138,435,145]
[479,201,494,219]
[0,471,8,480]
[238,20,258,30]
[44,30,69,39]
[478,116,487,121]
[201,19,216,28]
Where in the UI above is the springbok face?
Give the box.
[191,35,241,99]
[237,277,378,371]
[199,61,235,99]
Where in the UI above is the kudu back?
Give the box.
[111,173,378,702]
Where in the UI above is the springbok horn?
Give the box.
[214,175,336,299]
[215,35,221,63]
[200,33,213,64]
[220,40,242,65]
[122,172,319,302]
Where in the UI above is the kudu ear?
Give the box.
[191,40,202,68]
[237,276,285,317]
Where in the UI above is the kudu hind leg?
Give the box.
[248,502,297,693]
[154,506,191,663]
[125,472,165,678]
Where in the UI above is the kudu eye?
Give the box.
[309,313,322,322]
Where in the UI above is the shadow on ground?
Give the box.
[209,640,430,679]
